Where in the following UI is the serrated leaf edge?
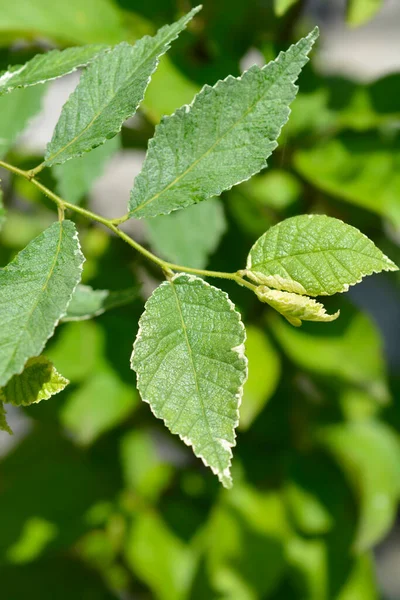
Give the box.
[45,6,202,167]
[246,214,398,296]
[0,45,109,95]
[0,221,84,387]
[129,26,319,218]
[131,273,248,488]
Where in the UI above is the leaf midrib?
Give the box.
[251,246,392,269]
[130,40,308,216]
[45,29,179,165]
[1,223,64,384]
[170,280,225,474]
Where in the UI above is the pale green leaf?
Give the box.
[0,356,68,406]
[287,537,327,600]
[131,274,247,488]
[0,401,12,434]
[337,554,378,600]
[347,0,383,27]
[44,7,201,166]
[319,421,400,551]
[0,0,125,45]
[128,28,319,219]
[246,215,398,296]
[145,198,226,269]
[120,430,173,501]
[54,136,119,205]
[207,485,288,598]
[270,310,390,402]
[256,286,340,326]
[125,512,196,600]
[274,0,301,17]
[6,517,58,564]
[60,366,137,445]
[239,326,281,430]
[0,220,84,386]
[61,283,138,322]
[0,86,44,158]
[46,320,104,383]
[0,45,108,96]
[294,136,400,228]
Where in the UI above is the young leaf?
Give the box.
[0,220,84,387]
[0,86,44,158]
[145,198,226,269]
[246,215,398,296]
[0,401,12,434]
[61,284,138,322]
[54,135,120,205]
[44,6,201,167]
[256,287,340,327]
[128,28,319,219]
[0,356,69,406]
[0,45,108,96]
[131,274,247,488]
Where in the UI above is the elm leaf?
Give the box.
[145,198,226,269]
[0,45,108,96]
[131,274,247,488]
[246,215,398,296]
[256,287,340,327]
[0,356,69,406]
[128,28,319,218]
[0,220,84,386]
[62,284,138,322]
[44,6,201,166]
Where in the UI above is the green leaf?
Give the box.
[54,136,119,205]
[0,86,44,158]
[0,45,108,96]
[294,135,400,228]
[0,401,12,434]
[61,284,138,322]
[274,0,301,17]
[131,274,247,488]
[0,0,125,45]
[337,554,378,600]
[125,511,196,600]
[287,537,327,600]
[239,326,281,430]
[246,215,397,296]
[128,28,319,219]
[0,356,68,406]
[44,7,201,167]
[319,421,400,551]
[145,198,226,269]
[60,365,137,445]
[347,0,383,27]
[120,430,173,501]
[270,310,390,402]
[206,485,288,598]
[0,220,84,387]
[256,287,340,327]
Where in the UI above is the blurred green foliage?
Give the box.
[0,0,399,598]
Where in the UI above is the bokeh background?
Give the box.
[0,0,400,598]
